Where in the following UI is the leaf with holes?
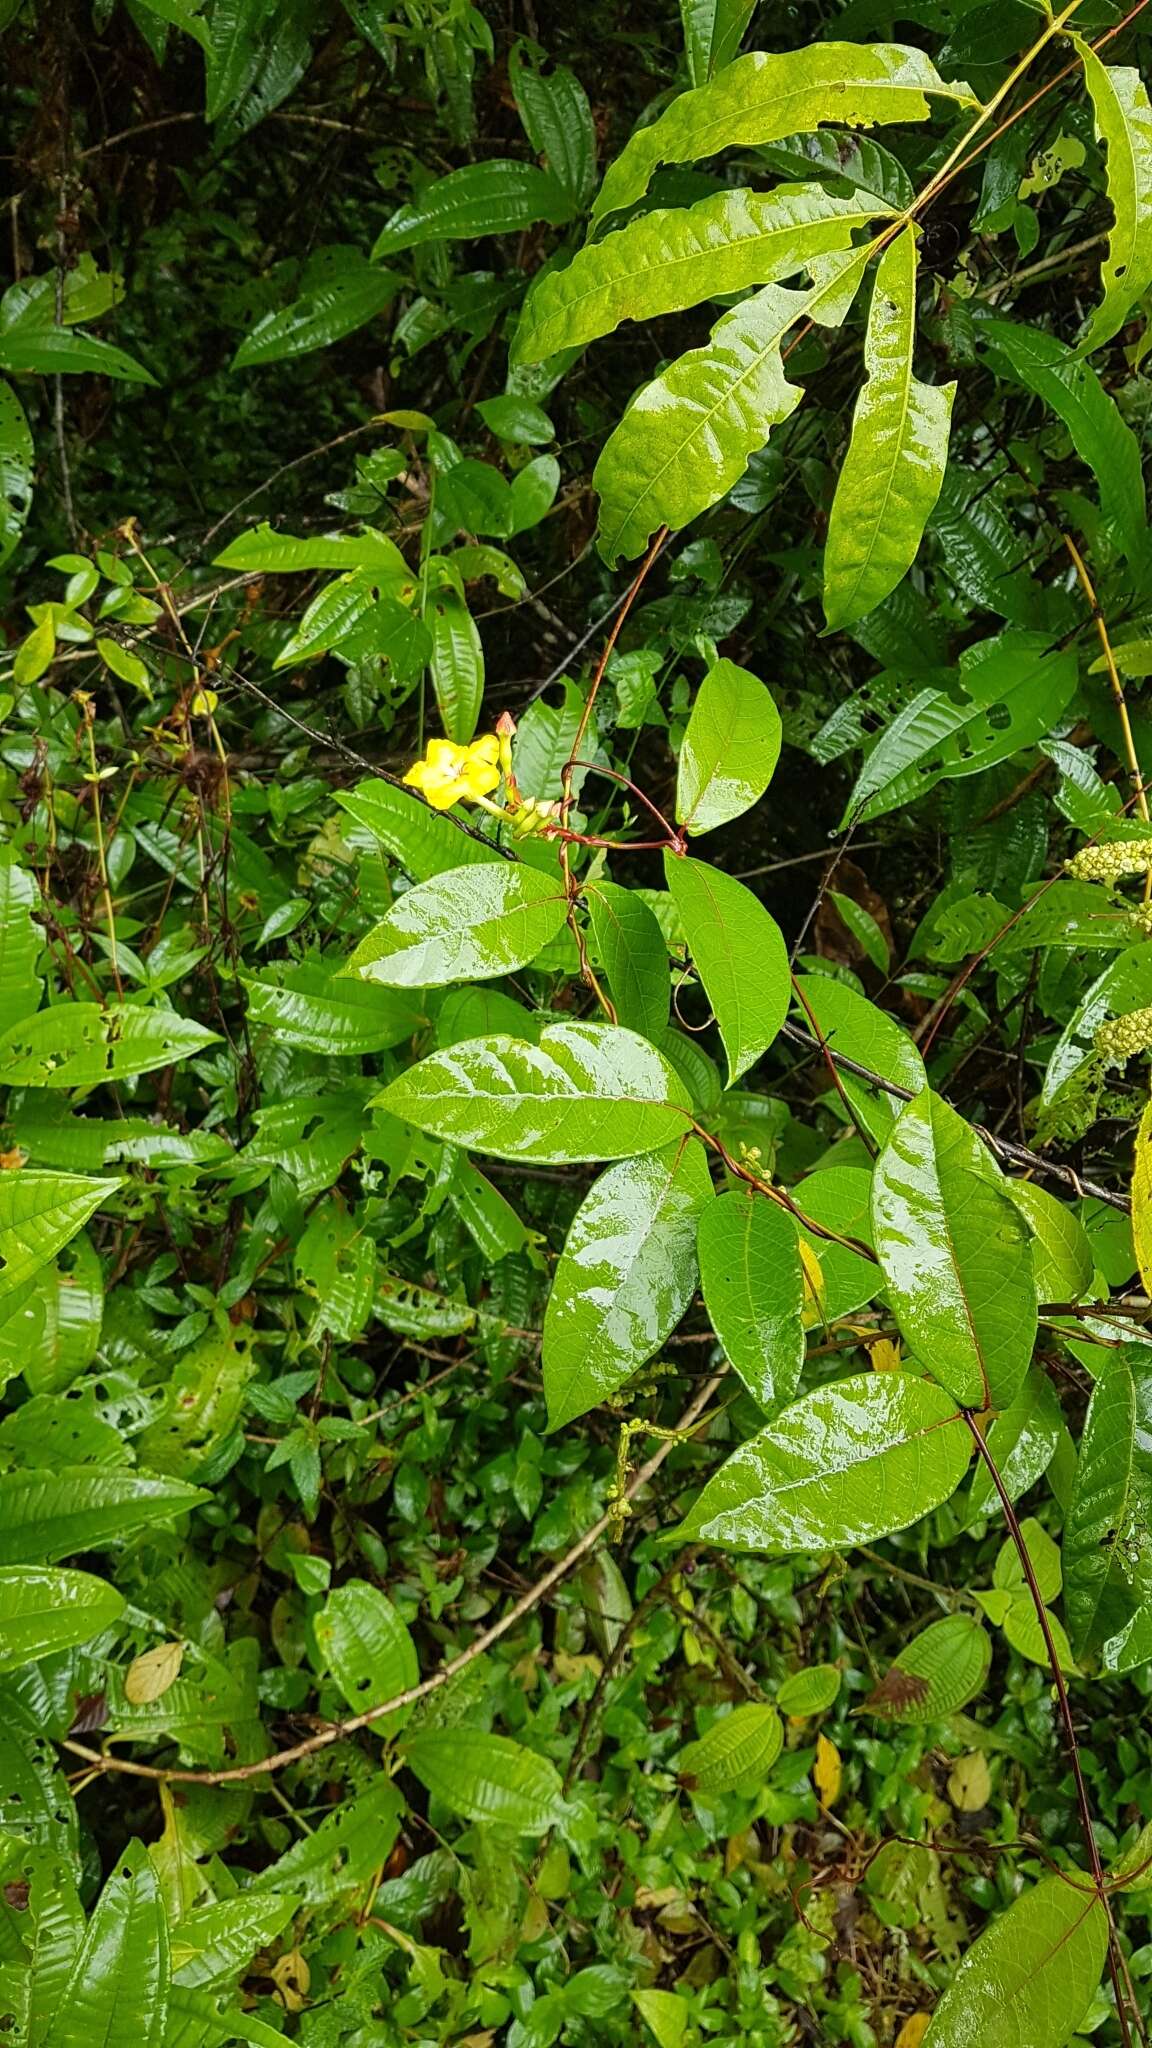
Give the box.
[315,1578,419,1731]
[0,1005,219,1089]
[401,1730,568,1833]
[1075,40,1152,353]
[0,1564,124,1673]
[0,1173,119,1303]
[41,1840,169,2048]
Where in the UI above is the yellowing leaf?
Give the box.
[947,1751,991,1811]
[124,1639,185,1704]
[1133,1094,1152,1295]
[895,2017,930,2048]
[814,1732,842,1807]
[870,1336,902,1372]
[271,1950,311,2011]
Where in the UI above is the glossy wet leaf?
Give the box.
[0,1467,206,1564]
[865,1613,991,1721]
[0,1564,124,1672]
[1063,1347,1152,1656]
[3,1232,103,1396]
[43,1840,170,2048]
[345,861,567,987]
[376,1019,692,1163]
[243,959,424,1053]
[0,1003,219,1088]
[514,184,887,365]
[677,1702,782,1790]
[665,852,790,1084]
[0,1172,117,1308]
[213,523,410,577]
[824,231,954,630]
[679,0,756,82]
[677,1370,970,1553]
[795,1165,879,1320]
[1133,1094,1152,1297]
[509,38,597,210]
[794,975,925,1146]
[138,1325,256,1478]
[0,325,154,382]
[1075,41,1152,352]
[585,883,671,1038]
[543,1140,713,1429]
[0,377,33,568]
[965,1369,1063,1525]
[315,1578,419,1727]
[401,1729,567,1833]
[697,1191,804,1411]
[871,1089,1036,1409]
[676,658,782,836]
[1043,944,1152,1110]
[372,160,573,258]
[1009,1180,1094,1302]
[335,776,496,881]
[922,1874,1107,2048]
[591,41,974,222]
[427,585,484,743]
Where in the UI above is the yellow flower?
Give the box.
[403,734,501,810]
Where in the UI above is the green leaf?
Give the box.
[232,262,400,367]
[1009,1180,1094,1302]
[865,1613,991,1720]
[250,1780,404,1906]
[335,776,496,881]
[677,1370,970,1553]
[0,378,33,567]
[0,1468,205,1564]
[677,1702,782,1789]
[591,42,975,223]
[796,1165,879,1320]
[474,395,554,446]
[543,1139,713,1429]
[0,1172,119,1302]
[42,1841,170,2048]
[980,316,1147,560]
[922,1875,1107,2048]
[427,586,484,743]
[794,976,925,1146]
[843,630,1078,824]
[244,959,424,1053]
[664,852,790,1084]
[0,327,155,383]
[0,851,43,1032]
[0,1564,124,1672]
[965,1368,1063,1525]
[170,1895,296,1990]
[1042,943,1152,1109]
[273,570,410,668]
[372,161,573,259]
[679,0,756,84]
[634,1989,689,2048]
[138,1325,256,1478]
[4,1232,103,1396]
[514,184,888,366]
[0,1004,219,1088]
[871,1088,1037,1409]
[697,1191,804,1411]
[585,882,671,1037]
[509,38,597,209]
[402,1729,567,1833]
[1075,40,1152,352]
[776,1664,841,1716]
[676,658,781,836]
[315,1578,419,1727]
[344,860,567,987]
[1063,1348,1152,1656]
[213,523,410,577]
[824,230,953,630]
[376,1019,692,1164]
[593,275,814,564]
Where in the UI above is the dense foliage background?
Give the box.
[4,1,1152,2043]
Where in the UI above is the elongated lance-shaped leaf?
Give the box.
[677,1370,971,1553]
[591,42,975,223]
[980,317,1147,561]
[824,230,954,630]
[514,183,889,365]
[543,1140,713,1429]
[871,1088,1037,1410]
[1075,38,1152,353]
[1063,1346,1152,1656]
[680,0,757,85]
[595,247,868,565]
[0,378,34,568]
[42,1840,170,2048]
[372,160,573,258]
[923,1875,1107,2048]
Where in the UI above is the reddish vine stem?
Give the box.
[964,1415,1140,2048]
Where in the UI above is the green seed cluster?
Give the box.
[1066,839,1152,883]
[1096,1005,1152,1060]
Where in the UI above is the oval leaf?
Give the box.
[866,1613,991,1720]
[677,1370,970,1553]
[345,861,567,988]
[923,1875,1107,2048]
[676,658,782,836]
[401,1729,567,1834]
[543,1139,713,1429]
[665,852,790,1084]
[677,1702,782,1790]
[697,1190,804,1411]
[0,1563,124,1672]
[871,1089,1037,1409]
[315,1578,419,1727]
